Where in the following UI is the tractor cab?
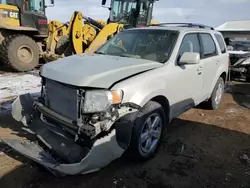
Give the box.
[102,0,157,28]
[0,0,45,14]
[0,0,54,35]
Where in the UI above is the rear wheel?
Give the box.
[203,77,225,110]
[0,35,39,72]
[129,101,166,160]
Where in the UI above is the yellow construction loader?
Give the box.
[0,0,55,71]
[0,0,159,71]
[43,0,160,62]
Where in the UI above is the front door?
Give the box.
[169,33,204,118]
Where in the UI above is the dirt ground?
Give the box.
[0,82,250,188]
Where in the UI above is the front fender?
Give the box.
[131,89,170,107]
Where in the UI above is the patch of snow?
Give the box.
[0,74,41,102]
[0,73,42,114]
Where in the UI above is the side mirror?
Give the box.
[102,0,107,5]
[179,52,200,65]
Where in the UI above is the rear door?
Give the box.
[199,33,220,98]
[214,32,229,74]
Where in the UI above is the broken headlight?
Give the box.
[83,90,123,113]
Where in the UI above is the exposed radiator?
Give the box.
[45,79,79,121]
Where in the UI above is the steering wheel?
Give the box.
[109,44,127,54]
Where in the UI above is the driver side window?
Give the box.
[178,33,201,59]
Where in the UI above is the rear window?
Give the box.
[215,34,227,53]
[200,33,217,58]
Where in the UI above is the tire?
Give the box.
[129,101,166,160]
[0,35,39,72]
[203,77,225,110]
[55,35,70,55]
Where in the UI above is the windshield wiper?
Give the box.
[117,54,142,59]
[94,51,106,55]
[118,54,130,57]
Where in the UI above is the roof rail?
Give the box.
[150,23,214,30]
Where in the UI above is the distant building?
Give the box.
[216,20,250,40]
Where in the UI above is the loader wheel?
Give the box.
[0,35,39,72]
[55,35,69,55]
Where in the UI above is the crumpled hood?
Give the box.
[41,54,162,88]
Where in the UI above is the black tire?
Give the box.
[129,101,166,160]
[55,35,70,55]
[0,35,39,72]
[203,77,225,110]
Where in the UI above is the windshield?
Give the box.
[1,0,45,14]
[112,0,137,22]
[110,0,149,26]
[28,0,45,14]
[96,29,178,63]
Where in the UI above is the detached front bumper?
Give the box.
[2,93,138,176]
[3,129,124,175]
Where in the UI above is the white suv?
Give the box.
[5,23,229,175]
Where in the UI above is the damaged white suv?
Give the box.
[3,23,229,176]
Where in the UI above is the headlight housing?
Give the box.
[83,90,123,113]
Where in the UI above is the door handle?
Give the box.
[197,66,202,75]
[197,66,202,71]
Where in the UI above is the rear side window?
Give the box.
[200,33,217,58]
[215,34,227,53]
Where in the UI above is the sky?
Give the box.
[45,0,250,27]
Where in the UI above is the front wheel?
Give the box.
[129,101,166,160]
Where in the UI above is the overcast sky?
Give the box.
[45,0,250,27]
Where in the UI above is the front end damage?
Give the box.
[2,78,139,176]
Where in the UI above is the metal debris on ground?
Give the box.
[239,154,250,166]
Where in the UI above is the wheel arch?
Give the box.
[209,70,228,95]
[150,95,170,123]
[115,95,170,150]
[220,71,227,83]
[0,28,43,42]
